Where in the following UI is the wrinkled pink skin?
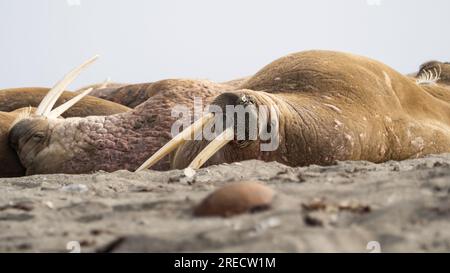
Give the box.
[57,112,172,172]
[16,80,227,174]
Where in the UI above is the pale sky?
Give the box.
[0,0,449,89]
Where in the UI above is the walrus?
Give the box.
[7,57,232,174]
[0,57,131,177]
[415,60,450,86]
[0,87,130,116]
[138,50,450,171]
[9,50,450,175]
[87,83,157,108]
[0,108,33,177]
[0,90,112,177]
[86,79,249,109]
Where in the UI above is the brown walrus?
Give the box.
[0,87,130,116]
[139,50,450,170]
[415,60,450,86]
[7,57,230,174]
[0,108,33,177]
[88,83,158,108]
[0,57,131,177]
[0,93,131,177]
[87,79,249,109]
[9,50,450,175]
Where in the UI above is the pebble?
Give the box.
[183,168,196,178]
[60,184,89,193]
[194,181,275,217]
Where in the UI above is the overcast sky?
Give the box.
[0,0,449,89]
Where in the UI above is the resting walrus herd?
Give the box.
[1,50,450,177]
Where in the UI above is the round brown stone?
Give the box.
[194,181,275,217]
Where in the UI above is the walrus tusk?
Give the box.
[36,55,99,117]
[135,112,215,172]
[47,87,93,118]
[188,126,234,170]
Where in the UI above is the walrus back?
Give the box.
[0,88,130,116]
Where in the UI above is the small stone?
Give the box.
[183,167,196,178]
[61,184,89,193]
[43,201,55,209]
[180,168,196,185]
[249,217,281,237]
[194,181,275,217]
[304,213,325,227]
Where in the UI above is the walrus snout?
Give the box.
[210,92,259,145]
[211,92,242,109]
[8,117,51,169]
[417,60,450,85]
[9,118,41,151]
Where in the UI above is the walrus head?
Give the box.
[172,90,285,169]
[135,89,281,170]
[136,86,355,171]
[8,56,99,174]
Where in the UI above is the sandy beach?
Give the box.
[1,154,449,252]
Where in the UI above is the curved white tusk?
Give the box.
[135,113,215,172]
[188,126,234,170]
[36,55,99,117]
[47,87,93,118]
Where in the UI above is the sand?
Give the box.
[1,154,450,252]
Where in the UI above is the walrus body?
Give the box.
[89,80,246,108]
[171,51,450,168]
[0,88,130,115]
[0,109,29,177]
[89,83,157,108]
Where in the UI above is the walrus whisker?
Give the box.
[188,126,234,169]
[426,70,432,81]
[417,67,441,85]
[47,88,93,118]
[36,55,99,117]
[135,112,215,172]
[435,66,442,80]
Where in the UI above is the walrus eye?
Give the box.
[32,132,45,142]
[238,95,255,106]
